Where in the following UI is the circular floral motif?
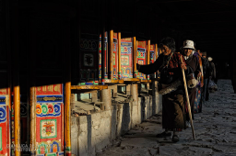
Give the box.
[41,104,48,114]
[0,107,6,123]
[54,104,61,114]
[36,104,42,114]
[48,104,54,114]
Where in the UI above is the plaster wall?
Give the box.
[71,89,162,156]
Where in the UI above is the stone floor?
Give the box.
[97,79,236,156]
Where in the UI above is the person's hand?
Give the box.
[181,63,187,70]
[197,72,202,78]
[200,82,204,88]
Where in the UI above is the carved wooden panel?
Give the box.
[150,44,156,79]
[79,34,99,85]
[0,89,10,156]
[120,38,133,78]
[35,84,64,155]
[99,32,108,80]
[113,33,118,80]
[136,41,147,80]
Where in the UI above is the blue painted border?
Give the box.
[36,95,63,103]
[0,96,6,105]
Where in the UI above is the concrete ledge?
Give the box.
[71,83,162,156]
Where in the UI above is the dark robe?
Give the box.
[185,54,201,120]
[138,52,189,130]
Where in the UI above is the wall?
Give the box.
[71,86,162,156]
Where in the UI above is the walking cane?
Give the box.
[180,57,196,140]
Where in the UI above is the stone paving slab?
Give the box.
[97,80,236,156]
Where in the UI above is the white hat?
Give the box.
[182,40,195,50]
[208,57,213,61]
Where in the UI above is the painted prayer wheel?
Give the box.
[0,88,11,155]
[120,38,134,79]
[33,84,65,155]
[112,32,119,80]
[149,44,159,79]
[15,4,72,155]
[99,31,119,83]
[99,32,108,81]
[136,40,147,80]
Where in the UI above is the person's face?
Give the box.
[183,48,193,56]
[161,45,172,56]
[198,50,203,57]
[197,50,201,55]
[202,55,206,58]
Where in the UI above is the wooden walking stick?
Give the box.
[180,56,196,140]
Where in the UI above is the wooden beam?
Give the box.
[102,79,124,84]
[14,86,20,156]
[155,44,158,60]
[147,40,151,80]
[30,87,36,155]
[147,40,150,65]
[65,82,71,156]
[71,85,108,90]
[123,78,140,82]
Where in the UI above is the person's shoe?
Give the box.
[156,131,171,138]
[172,135,179,143]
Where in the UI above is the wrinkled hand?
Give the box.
[200,83,204,88]
[197,72,202,78]
[181,63,187,70]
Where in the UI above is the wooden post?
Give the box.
[30,87,36,155]
[147,40,150,65]
[155,44,158,60]
[12,4,21,155]
[65,81,71,156]
[65,18,72,155]
[131,83,139,127]
[154,44,158,78]
[14,86,20,156]
[147,40,151,80]
[118,32,121,79]
[109,30,114,79]
[126,84,131,96]
[133,37,137,77]
[101,89,111,110]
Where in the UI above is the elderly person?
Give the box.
[137,37,189,142]
[181,40,201,126]
[201,52,211,101]
[193,49,204,113]
[208,57,216,83]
